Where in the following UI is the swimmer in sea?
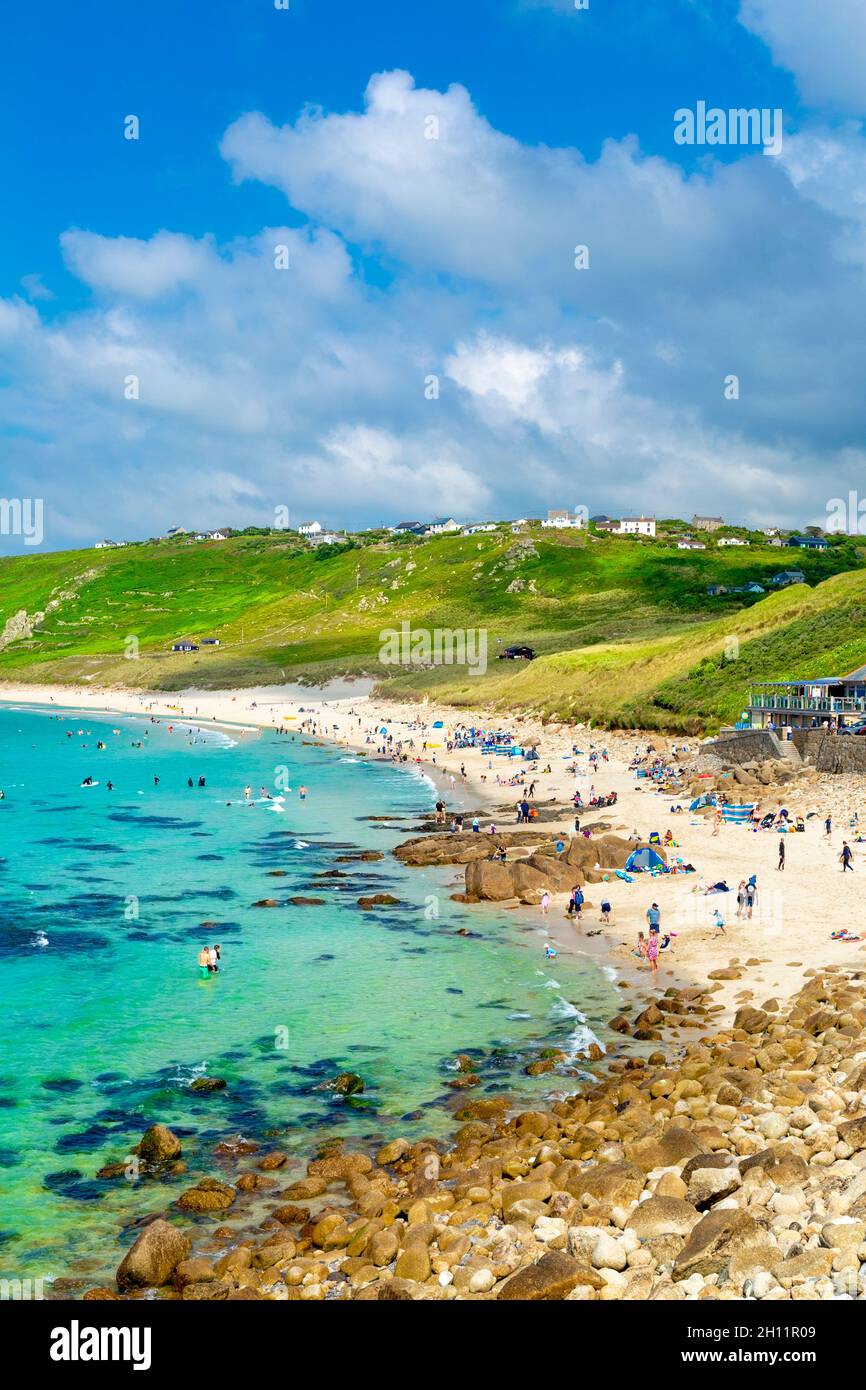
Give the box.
[299,785,308,800]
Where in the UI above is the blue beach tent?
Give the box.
[624,847,666,873]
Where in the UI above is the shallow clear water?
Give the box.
[0,704,620,1282]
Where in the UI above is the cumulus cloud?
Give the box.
[4,67,866,547]
[60,230,212,299]
[739,0,866,113]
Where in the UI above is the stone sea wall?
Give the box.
[705,731,800,767]
[793,731,866,774]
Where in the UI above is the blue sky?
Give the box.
[1,0,865,549]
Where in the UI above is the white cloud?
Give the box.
[4,69,866,547]
[739,0,866,113]
[60,230,212,299]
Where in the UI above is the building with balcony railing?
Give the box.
[748,666,866,729]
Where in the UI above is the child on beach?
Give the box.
[712,908,726,934]
[645,931,659,977]
[633,931,647,958]
[566,885,584,920]
[600,898,611,924]
[540,890,551,916]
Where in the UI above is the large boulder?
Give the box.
[511,862,554,897]
[318,1072,364,1096]
[176,1178,236,1213]
[526,853,581,889]
[136,1124,182,1164]
[686,1165,741,1209]
[629,1126,704,1172]
[559,1161,646,1206]
[837,1117,866,1151]
[116,1219,191,1291]
[740,1146,809,1186]
[464,859,519,901]
[395,831,548,867]
[626,1197,701,1239]
[673,1211,765,1280]
[497,1251,598,1300]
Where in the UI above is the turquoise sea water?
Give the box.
[0,704,620,1284]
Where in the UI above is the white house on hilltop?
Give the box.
[616,516,656,538]
[717,536,749,547]
[427,517,461,534]
[297,520,322,536]
[542,508,585,530]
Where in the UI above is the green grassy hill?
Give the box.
[0,526,863,732]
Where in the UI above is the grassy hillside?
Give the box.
[0,527,863,732]
[429,571,866,733]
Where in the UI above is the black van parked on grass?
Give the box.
[498,645,536,660]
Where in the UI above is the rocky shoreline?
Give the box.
[60,963,866,1302]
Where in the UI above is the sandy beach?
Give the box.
[3,678,865,1026]
[9,679,866,1308]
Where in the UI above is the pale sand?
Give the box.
[3,679,866,1023]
